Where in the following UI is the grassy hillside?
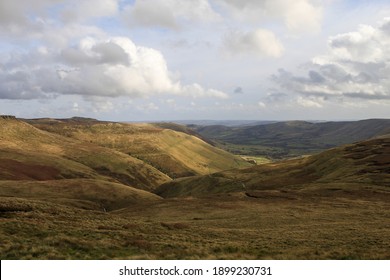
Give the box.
[0,118,170,191]
[1,117,389,260]
[193,119,390,158]
[155,136,390,198]
[28,119,251,178]
[1,185,389,259]
[0,179,161,211]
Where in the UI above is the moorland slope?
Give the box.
[0,118,170,191]
[28,118,250,178]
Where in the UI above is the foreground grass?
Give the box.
[1,191,389,260]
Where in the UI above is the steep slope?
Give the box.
[155,136,390,198]
[0,118,170,191]
[28,119,251,178]
[193,119,390,158]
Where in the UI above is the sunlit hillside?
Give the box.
[0,118,170,191]
[28,118,251,178]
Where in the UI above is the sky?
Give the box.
[0,0,390,121]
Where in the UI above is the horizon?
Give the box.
[6,114,389,124]
[1,1,390,121]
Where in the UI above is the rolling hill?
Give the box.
[0,117,170,191]
[1,117,389,260]
[0,116,251,209]
[28,118,250,178]
[192,119,390,158]
[155,136,390,198]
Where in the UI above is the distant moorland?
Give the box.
[190,119,390,159]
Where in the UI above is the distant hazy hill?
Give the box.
[192,119,390,158]
[175,120,277,127]
[155,136,390,198]
[28,118,250,178]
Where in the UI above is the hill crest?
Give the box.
[0,118,170,191]
[27,119,251,178]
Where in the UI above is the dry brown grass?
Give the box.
[29,120,251,178]
[0,179,162,211]
[1,191,389,260]
[1,119,389,260]
[0,119,170,191]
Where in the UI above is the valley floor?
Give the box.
[1,190,389,259]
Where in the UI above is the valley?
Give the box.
[190,119,390,159]
[0,117,389,259]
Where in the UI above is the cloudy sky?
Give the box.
[1,0,390,121]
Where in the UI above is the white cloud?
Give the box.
[0,0,57,26]
[0,0,229,105]
[224,29,284,58]
[0,36,227,100]
[0,1,109,53]
[137,102,159,112]
[72,102,80,112]
[181,84,229,99]
[272,18,390,103]
[53,37,178,97]
[296,96,323,108]
[216,0,323,33]
[122,1,176,29]
[0,1,27,27]
[123,0,220,29]
[164,98,177,109]
[0,0,55,36]
[61,0,118,23]
[279,0,323,33]
[326,24,386,63]
[258,101,266,108]
[0,0,119,37]
[92,100,115,113]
